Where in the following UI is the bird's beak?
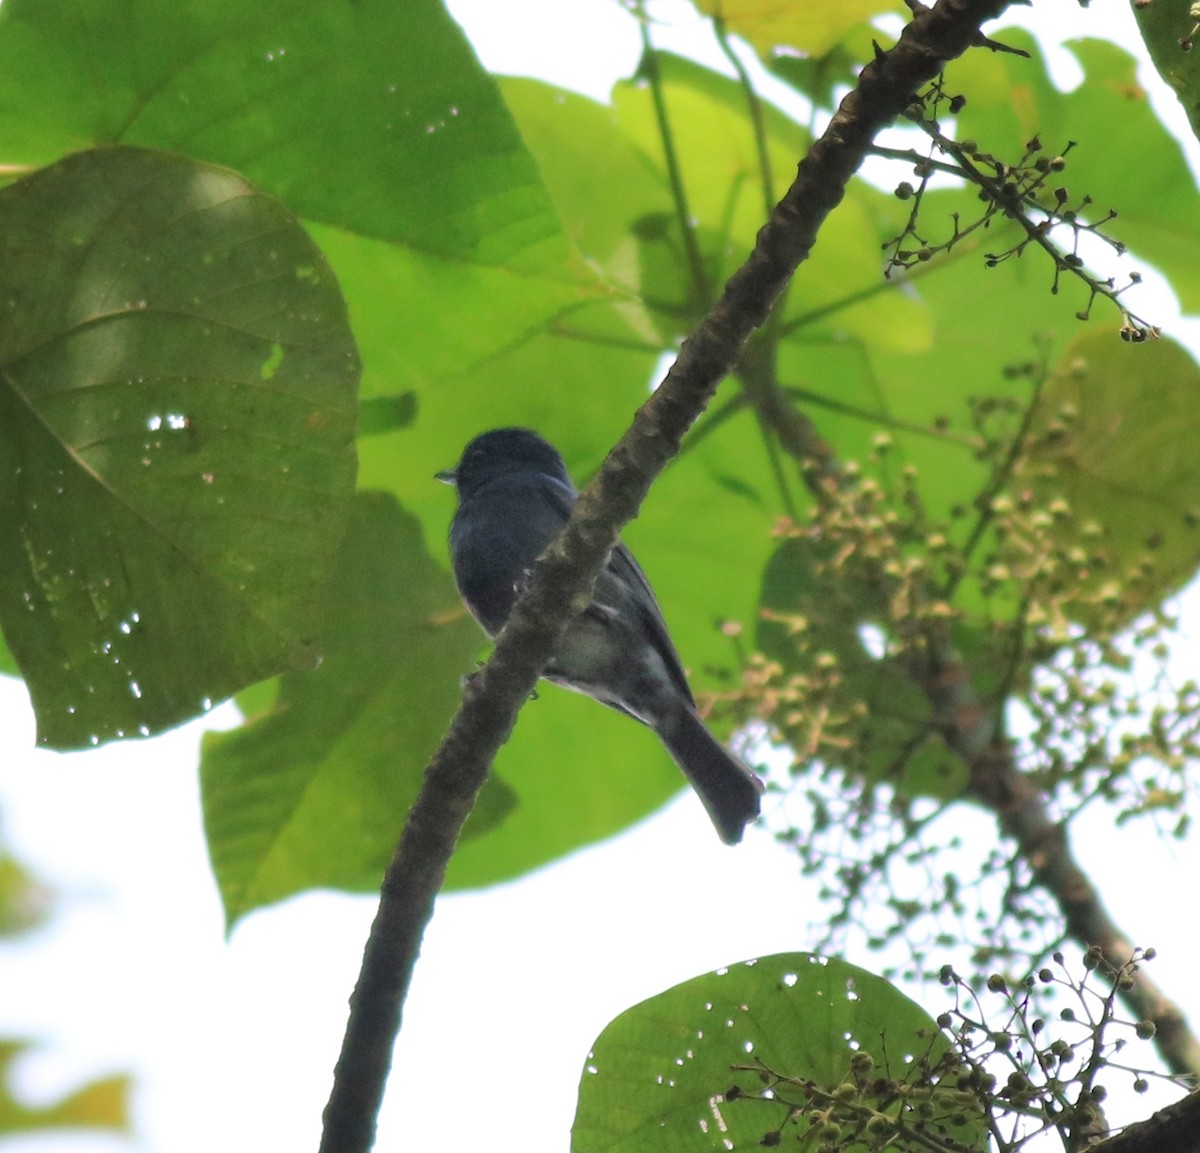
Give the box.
[435,467,457,486]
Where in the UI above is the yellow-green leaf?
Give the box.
[692,0,905,58]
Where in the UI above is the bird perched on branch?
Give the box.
[438,427,762,844]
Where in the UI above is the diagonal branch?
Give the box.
[963,732,1200,1076]
[902,588,1200,1075]
[317,2,1015,1150]
[1093,1088,1200,1153]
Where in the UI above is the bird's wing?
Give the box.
[534,473,695,708]
[594,542,695,706]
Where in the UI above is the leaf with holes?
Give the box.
[574,953,986,1153]
[0,146,359,748]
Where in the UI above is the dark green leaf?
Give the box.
[574,952,986,1153]
[0,147,358,748]
[1134,2,1200,143]
[358,393,418,437]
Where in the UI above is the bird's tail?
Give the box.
[657,707,763,844]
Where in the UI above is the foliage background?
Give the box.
[2,0,1200,1149]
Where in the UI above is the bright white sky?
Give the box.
[3,2,1200,1151]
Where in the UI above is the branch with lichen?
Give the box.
[317,2,1022,1151]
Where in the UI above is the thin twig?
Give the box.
[713,14,776,216]
[638,10,711,307]
[944,340,1051,599]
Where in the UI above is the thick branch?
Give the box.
[1093,1089,1200,1153]
[317,2,1014,1150]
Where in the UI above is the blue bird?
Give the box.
[439,428,762,844]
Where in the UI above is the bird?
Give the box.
[438,427,762,844]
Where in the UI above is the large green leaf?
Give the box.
[573,953,985,1153]
[0,0,604,401]
[0,0,554,256]
[201,492,499,926]
[0,146,358,748]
